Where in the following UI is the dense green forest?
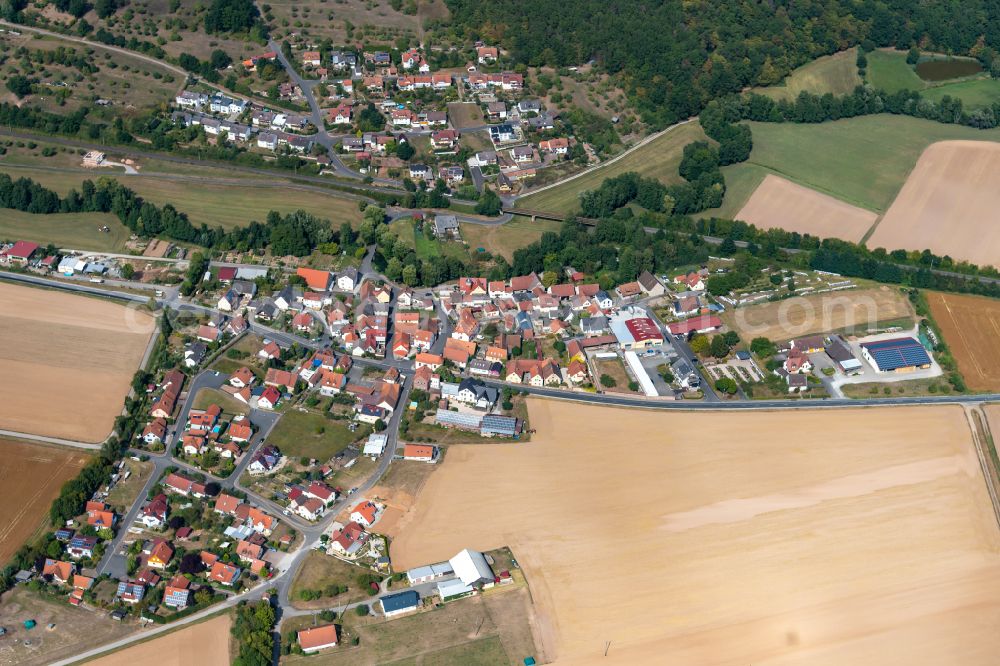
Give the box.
[445,0,1000,126]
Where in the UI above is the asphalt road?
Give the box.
[7,269,1000,413]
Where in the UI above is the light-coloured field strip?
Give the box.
[927,291,1000,391]
[722,285,912,341]
[389,401,1000,666]
[0,282,155,442]
[0,438,89,564]
[88,614,231,666]
[735,174,878,242]
[867,141,1000,267]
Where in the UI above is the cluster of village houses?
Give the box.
[163,40,574,192]
[32,464,291,613]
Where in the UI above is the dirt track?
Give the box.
[389,401,1000,665]
[736,174,878,242]
[867,140,1000,268]
[0,282,154,442]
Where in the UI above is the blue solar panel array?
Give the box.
[863,338,930,371]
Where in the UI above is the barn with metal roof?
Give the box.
[860,337,931,373]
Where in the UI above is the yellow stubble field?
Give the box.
[388,400,1000,666]
[0,282,155,442]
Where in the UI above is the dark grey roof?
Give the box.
[824,336,856,363]
[381,590,419,613]
[481,414,517,435]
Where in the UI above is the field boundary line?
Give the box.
[0,428,101,450]
[516,118,696,203]
[966,406,1000,532]
[743,160,883,213]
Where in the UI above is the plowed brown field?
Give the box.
[389,401,1000,666]
[927,291,1000,391]
[0,282,155,442]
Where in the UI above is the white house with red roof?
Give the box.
[0,240,40,265]
[349,500,382,528]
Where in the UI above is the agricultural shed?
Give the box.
[449,548,494,586]
[435,409,483,431]
[381,590,421,617]
[437,577,475,601]
[860,337,931,373]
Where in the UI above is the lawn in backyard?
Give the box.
[460,217,562,261]
[267,411,369,460]
[289,550,376,609]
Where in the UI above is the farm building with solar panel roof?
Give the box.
[860,337,932,373]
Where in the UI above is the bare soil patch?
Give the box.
[0,586,134,666]
[867,141,1000,267]
[389,400,1000,666]
[722,285,913,341]
[0,282,155,442]
[0,438,89,565]
[282,588,538,665]
[89,613,231,666]
[736,174,878,242]
[927,291,1000,391]
[447,102,485,129]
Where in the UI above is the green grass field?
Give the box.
[865,49,1000,108]
[0,209,129,251]
[714,115,1000,214]
[516,121,707,215]
[757,48,862,101]
[921,78,1000,108]
[0,165,363,230]
[865,50,926,93]
[267,411,368,460]
[192,388,248,416]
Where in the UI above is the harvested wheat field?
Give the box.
[89,614,231,666]
[0,438,89,564]
[389,400,1000,666]
[723,285,912,341]
[927,291,1000,391]
[867,141,1000,267]
[0,282,155,442]
[735,174,878,242]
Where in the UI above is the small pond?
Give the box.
[915,59,983,81]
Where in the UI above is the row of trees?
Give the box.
[727,85,1000,131]
[0,173,355,258]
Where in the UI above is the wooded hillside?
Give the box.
[445,0,1000,126]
